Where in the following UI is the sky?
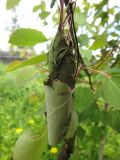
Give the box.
[0,0,119,53]
[0,0,55,52]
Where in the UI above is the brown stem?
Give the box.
[57,144,72,160]
[69,2,93,90]
[59,0,64,31]
[57,135,76,160]
[64,0,69,6]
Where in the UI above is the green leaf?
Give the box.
[75,11,87,26]
[66,105,78,139]
[13,127,48,160]
[9,28,47,47]
[33,1,46,12]
[78,102,104,123]
[79,48,92,60]
[39,11,50,20]
[75,86,94,113]
[78,103,120,132]
[77,126,85,139]
[109,8,114,15]
[33,5,41,12]
[100,12,109,26]
[90,32,107,50]
[102,111,120,132]
[91,126,105,142]
[115,13,120,23]
[78,34,89,46]
[6,54,47,71]
[15,67,37,88]
[39,1,46,10]
[115,25,120,31]
[6,0,21,9]
[98,75,120,109]
[94,0,108,18]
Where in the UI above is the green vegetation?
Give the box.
[1,62,120,160]
[1,0,120,159]
[0,63,46,159]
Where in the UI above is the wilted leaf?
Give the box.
[9,28,47,47]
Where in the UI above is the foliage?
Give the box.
[6,54,47,71]
[0,63,46,160]
[9,28,47,47]
[6,0,21,9]
[3,0,120,159]
[97,74,120,109]
[13,127,48,160]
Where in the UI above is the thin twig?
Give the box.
[76,78,91,84]
[95,42,120,69]
[69,2,93,90]
[83,67,112,78]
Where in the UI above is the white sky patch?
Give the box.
[0,0,56,52]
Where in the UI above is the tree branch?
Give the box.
[69,2,93,90]
[59,0,64,31]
